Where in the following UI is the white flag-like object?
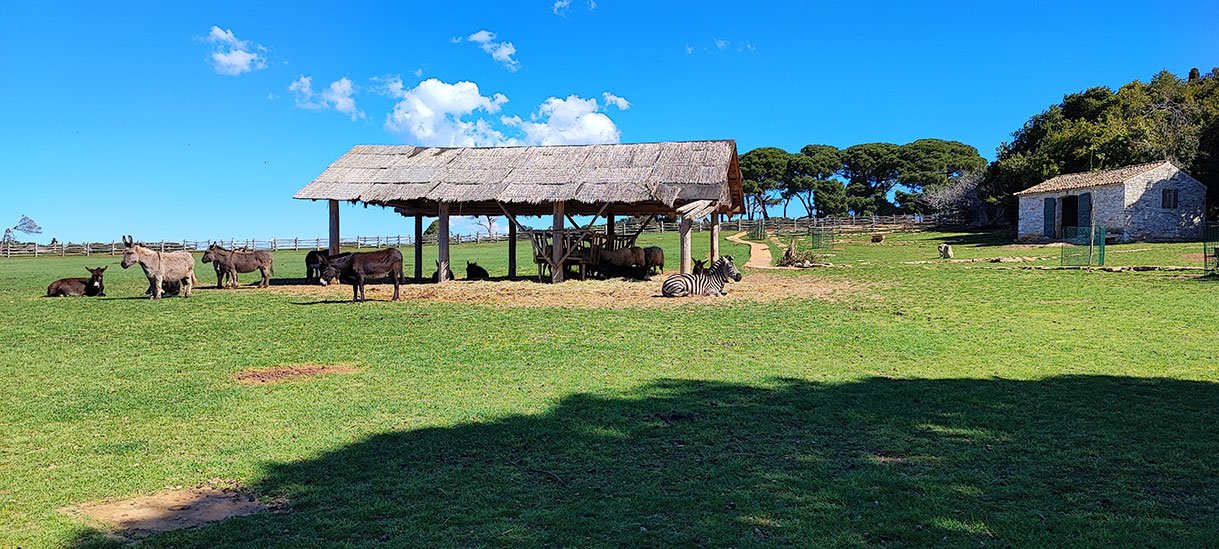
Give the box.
[14,215,42,234]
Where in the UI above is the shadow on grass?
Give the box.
[73,376,1219,547]
[910,229,1017,247]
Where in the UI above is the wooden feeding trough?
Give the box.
[294,141,745,282]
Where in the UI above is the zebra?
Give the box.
[661,256,742,297]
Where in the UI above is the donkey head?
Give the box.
[201,244,217,263]
[692,259,708,275]
[120,236,140,269]
[318,254,352,286]
[86,266,107,278]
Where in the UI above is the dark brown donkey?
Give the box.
[47,266,107,297]
[305,249,343,282]
[318,248,403,302]
[202,244,274,288]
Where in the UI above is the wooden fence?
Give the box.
[0,214,956,258]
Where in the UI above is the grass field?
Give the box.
[2,230,1218,547]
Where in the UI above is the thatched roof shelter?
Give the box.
[294,140,743,282]
[294,140,743,216]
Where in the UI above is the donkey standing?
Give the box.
[661,256,742,297]
[202,244,274,288]
[120,236,196,299]
[318,248,404,302]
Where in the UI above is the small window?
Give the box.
[1161,188,1179,209]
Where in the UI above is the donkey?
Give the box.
[47,266,107,297]
[318,248,404,302]
[202,244,274,288]
[661,255,742,297]
[691,259,708,275]
[643,246,665,276]
[466,260,490,281]
[120,236,195,299]
[305,250,330,282]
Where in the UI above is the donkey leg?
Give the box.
[152,275,163,299]
[183,275,193,298]
[392,269,401,301]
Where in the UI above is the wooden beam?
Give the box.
[552,201,565,283]
[508,219,517,279]
[607,213,615,237]
[328,200,340,256]
[437,203,450,283]
[414,215,424,280]
[710,213,720,261]
[679,217,693,274]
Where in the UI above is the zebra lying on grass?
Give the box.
[661,256,742,297]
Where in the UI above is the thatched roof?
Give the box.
[1014,160,1174,196]
[294,140,743,216]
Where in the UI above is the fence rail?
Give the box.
[0,214,957,258]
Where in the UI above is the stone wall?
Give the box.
[1124,166,1207,241]
[1017,184,1125,241]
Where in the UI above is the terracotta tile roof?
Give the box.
[1014,161,1173,196]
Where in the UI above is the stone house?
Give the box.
[1016,160,1207,242]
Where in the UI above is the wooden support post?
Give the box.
[552,201,565,283]
[607,213,615,238]
[508,219,517,279]
[328,200,341,256]
[414,215,424,280]
[437,204,450,283]
[710,212,720,261]
[679,216,693,274]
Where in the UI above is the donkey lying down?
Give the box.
[47,266,107,297]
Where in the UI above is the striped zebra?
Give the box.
[661,256,742,297]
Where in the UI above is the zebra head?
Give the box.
[713,255,742,282]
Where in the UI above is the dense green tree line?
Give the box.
[739,139,984,218]
[741,68,1219,221]
[986,68,1219,218]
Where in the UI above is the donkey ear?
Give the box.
[98,266,107,272]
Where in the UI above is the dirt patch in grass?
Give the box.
[234,363,358,384]
[63,481,275,540]
[269,272,861,308]
[1181,253,1206,262]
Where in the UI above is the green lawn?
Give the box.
[2,230,1218,547]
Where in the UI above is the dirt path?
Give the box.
[726,231,788,269]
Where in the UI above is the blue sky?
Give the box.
[1,1,1215,242]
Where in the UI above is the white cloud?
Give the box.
[685,44,694,55]
[464,30,521,72]
[289,75,365,120]
[205,26,267,75]
[503,95,621,146]
[381,78,626,147]
[384,78,511,146]
[713,38,731,51]
[413,67,424,78]
[602,92,630,110]
[738,41,756,52]
[553,0,594,15]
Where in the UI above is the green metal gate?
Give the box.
[809,226,834,250]
[1203,223,1219,273]
[1061,226,1106,266]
